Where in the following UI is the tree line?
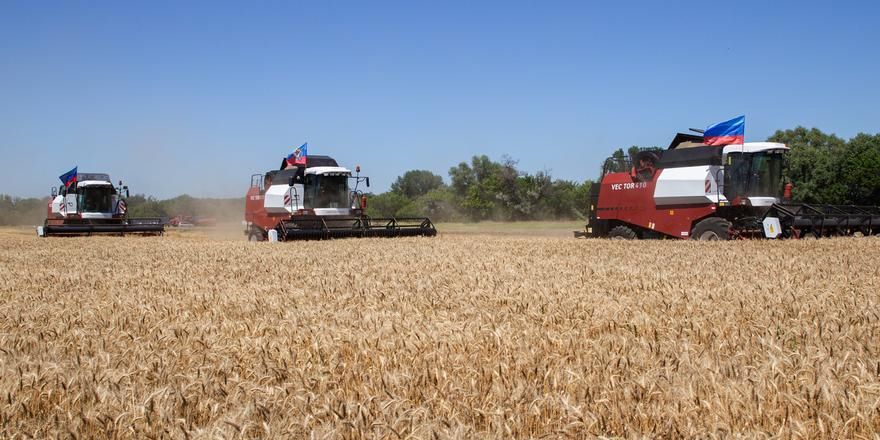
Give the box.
[1,126,878,226]
[365,157,593,222]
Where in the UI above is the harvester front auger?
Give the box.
[277,216,436,240]
[41,218,165,237]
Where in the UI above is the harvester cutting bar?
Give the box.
[279,216,437,240]
[362,217,438,238]
[768,203,880,236]
[43,218,165,236]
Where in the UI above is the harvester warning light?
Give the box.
[669,210,674,216]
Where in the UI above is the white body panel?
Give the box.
[306,166,351,176]
[81,212,115,219]
[264,183,305,214]
[748,197,779,207]
[50,195,65,216]
[722,142,788,155]
[49,194,82,217]
[314,208,352,216]
[64,194,77,215]
[654,165,728,206]
[78,180,113,187]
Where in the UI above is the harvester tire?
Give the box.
[247,230,265,242]
[608,225,637,240]
[691,217,731,241]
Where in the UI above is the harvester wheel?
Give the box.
[247,230,265,242]
[607,225,638,240]
[691,217,731,241]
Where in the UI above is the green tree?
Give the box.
[603,148,628,174]
[841,133,880,205]
[414,188,461,222]
[449,155,503,220]
[126,194,168,218]
[768,127,847,203]
[161,194,199,217]
[365,192,419,218]
[390,170,445,199]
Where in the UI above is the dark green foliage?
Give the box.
[443,155,593,221]
[365,192,419,218]
[768,127,880,205]
[126,194,168,218]
[390,170,445,199]
[840,133,880,205]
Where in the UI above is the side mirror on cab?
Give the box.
[51,187,57,197]
[123,186,130,198]
[366,177,370,187]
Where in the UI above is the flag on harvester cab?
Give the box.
[704,115,745,146]
[59,166,78,188]
[286,143,308,167]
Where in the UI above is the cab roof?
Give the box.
[723,142,789,154]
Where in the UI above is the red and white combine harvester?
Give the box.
[40,172,165,236]
[244,155,436,241]
[579,131,880,240]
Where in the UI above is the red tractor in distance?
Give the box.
[244,155,436,241]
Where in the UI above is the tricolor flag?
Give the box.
[704,115,745,146]
[286,143,308,167]
[59,166,78,189]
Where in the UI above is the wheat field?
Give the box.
[1,228,879,439]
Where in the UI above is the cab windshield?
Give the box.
[304,174,349,209]
[78,185,113,212]
[724,151,785,199]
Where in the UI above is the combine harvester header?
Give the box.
[244,147,436,241]
[39,168,164,236]
[579,116,880,240]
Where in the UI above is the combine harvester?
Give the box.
[39,168,164,237]
[244,150,436,241]
[579,117,880,240]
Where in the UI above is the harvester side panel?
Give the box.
[596,171,716,239]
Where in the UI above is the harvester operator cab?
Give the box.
[720,145,787,205]
[304,171,350,209]
[47,173,131,219]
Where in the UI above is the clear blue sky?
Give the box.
[2,1,878,198]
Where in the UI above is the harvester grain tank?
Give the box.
[579,131,880,239]
[40,173,165,236]
[244,155,437,240]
